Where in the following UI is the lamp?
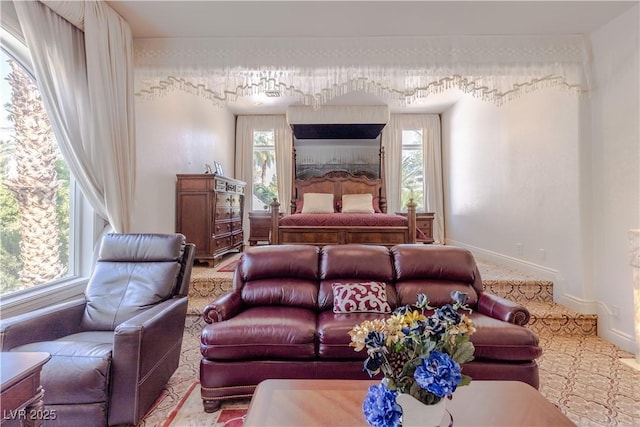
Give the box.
[620,229,640,370]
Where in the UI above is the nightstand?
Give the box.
[248,211,282,246]
[396,211,435,244]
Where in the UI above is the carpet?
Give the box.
[162,381,248,427]
[217,259,240,272]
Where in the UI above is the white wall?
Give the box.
[442,5,639,353]
[132,92,235,232]
[589,5,640,351]
[442,90,584,299]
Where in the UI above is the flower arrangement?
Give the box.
[348,291,477,427]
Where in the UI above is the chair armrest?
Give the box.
[0,298,86,350]
[111,296,188,425]
[477,293,531,326]
[202,291,244,324]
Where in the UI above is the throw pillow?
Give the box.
[301,193,335,214]
[332,281,392,313]
[342,193,375,214]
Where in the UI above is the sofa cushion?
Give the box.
[317,310,389,359]
[332,281,391,313]
[242,278,319,309]
[391,245,484,294]
[318,245,395,311]
[201,306,317,360]
[240,245,319,281]
[468,312,543,361]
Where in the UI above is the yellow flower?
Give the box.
[349,319,387,351]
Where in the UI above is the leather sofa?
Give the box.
[0,233,195,427]
[200,244,542,412]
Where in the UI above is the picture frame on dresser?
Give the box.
[214,161,223,176]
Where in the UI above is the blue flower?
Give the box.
[414,351,462,398]
[451,290,468,306]
[435,304,461,324]
[362,383,402,427]
[364,352,385,376]
[365,331,386,349]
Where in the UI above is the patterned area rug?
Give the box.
[163,381,248,427]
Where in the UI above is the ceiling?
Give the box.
[107,0,637,113]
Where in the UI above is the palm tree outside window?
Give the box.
[401,129,425,211]
[0,49,71,294]
[252,129,278,210]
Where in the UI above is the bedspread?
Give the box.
[279,213,408,227]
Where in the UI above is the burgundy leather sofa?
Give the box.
[200,244,542,412]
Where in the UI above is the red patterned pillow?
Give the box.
[332,281,392,313]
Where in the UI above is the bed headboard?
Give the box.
[292,171,387,213]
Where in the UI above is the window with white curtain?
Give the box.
[1,33,92,303]
[252,129,279,211]
[401,129,425,211]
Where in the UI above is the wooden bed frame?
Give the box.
[270,171,416,246]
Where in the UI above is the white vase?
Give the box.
[396,393,448,427]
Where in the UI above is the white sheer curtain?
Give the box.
[382,114,444,244]
[13,0,136,233]
[235,115,292,240]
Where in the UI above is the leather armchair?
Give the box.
[0,233,195,427]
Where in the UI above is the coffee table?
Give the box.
[243,379,576,427]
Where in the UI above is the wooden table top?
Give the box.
[243,379,577,427]
[0,352,51,390]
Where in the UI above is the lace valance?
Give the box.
[134,35,590,107]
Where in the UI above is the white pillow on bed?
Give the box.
[342,194,375,214]
[301,193,335,214]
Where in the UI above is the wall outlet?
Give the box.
[538,248,546,261]
[516,243,523,256]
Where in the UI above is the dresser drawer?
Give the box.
[213,222,232,236]
[215,207,232,220]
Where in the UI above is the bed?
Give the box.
[269,170,417,246]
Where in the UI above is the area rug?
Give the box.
[217,259,240,272]
[162,381,248,427]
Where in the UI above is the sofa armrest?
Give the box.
[477,293,531,326]
[202,291,244,324]
[111,296,188,425]
[0,298,86,350]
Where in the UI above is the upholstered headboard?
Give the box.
[291,171,387,213]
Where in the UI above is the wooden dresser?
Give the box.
[176,174,245,266]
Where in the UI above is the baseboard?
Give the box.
[446,239,636,354]
[446,239,559,281]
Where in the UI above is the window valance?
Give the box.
[134,34,590,107]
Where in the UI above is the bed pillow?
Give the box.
[332,281,392,313]
[301,193,335,214]
[295,199,304,214]
[342,193,375,214]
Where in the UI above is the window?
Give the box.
[401,129,424,211]
[252,129,278,210]
[1,32,94,305]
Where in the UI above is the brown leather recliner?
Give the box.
[0,233,195,427]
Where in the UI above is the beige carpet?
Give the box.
[138,256,640,427]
